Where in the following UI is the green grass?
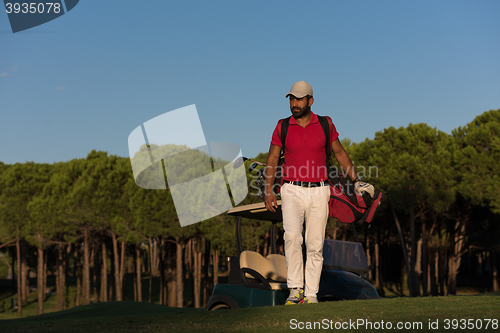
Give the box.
[0,294,499,332]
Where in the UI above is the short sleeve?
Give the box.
[327,116,339,143]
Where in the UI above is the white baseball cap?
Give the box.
[285,81,313,98]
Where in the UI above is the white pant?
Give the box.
[281,182,330,297]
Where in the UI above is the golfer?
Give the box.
[264,81,374,304]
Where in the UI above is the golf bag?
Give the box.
[278,116,383,224]
[328,174,383,223]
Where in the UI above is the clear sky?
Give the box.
[1,0,499,164]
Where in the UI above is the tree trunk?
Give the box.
[167,241,177,307]
[186,239,192,280]
[16,237,22,316]
[193,238,201,308]
[203,239,210,307]
[65,244,70,309]
[120,240,126,300]
[374,232,385,297]
[61,245,67,308]
[133,256,137,302]
[21,242,29,303]
[149,238,153,303]
[439,244,447,296]
[136,244,142,302]
[409,209,420,297]
[421,221,428,296]
[153,239,159,277]
[447,258,458,295]
[176,240,183,307]
[366,235,372,281]
[57,244,65,311]
[43,249,48,301]
[109,246,114,301]
[192,238,198,308]
[400,262,406,295]
[111,232,122,301]
[428,243,438,296]
[438,229,446,296]
[93,244,100,303]
[415,237,422,295]
[37,247,44,315]
[159,239,165,305]
[83,231,91,305]
[101,241,108,302]
[493,251,499,292]
[56,248,60,307]
[213,247,219,287]
[8,246,14,288]
[150,239,154,278]
[75,246,81,307]
[197,242,202,306]
[447,221,466,295]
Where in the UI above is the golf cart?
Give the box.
[206,201,380,310]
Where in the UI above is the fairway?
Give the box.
[1,294,499,333]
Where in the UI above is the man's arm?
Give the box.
[331,139,357,181]
[264,144,281,212]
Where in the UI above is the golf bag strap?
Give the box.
[318,116,338,184]
[279,116,291,154]
[317,115,332,156]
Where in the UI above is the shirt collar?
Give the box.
[289,111,318,126]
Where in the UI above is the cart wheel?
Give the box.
[210,303,231,311]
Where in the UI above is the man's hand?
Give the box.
[264,192,278,212]
[355,181,375,198]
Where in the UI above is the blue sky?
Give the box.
[1,0,500,164]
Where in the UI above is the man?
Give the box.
[264,81,374,304]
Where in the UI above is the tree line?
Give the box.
[0,109,499,316]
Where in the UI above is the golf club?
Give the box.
[249,162,263,172]
[233,156,266,169]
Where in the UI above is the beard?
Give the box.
[291,105,310,119]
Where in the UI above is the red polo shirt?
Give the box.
[271,112,339,182]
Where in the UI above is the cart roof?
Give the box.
[227,201,282,221]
